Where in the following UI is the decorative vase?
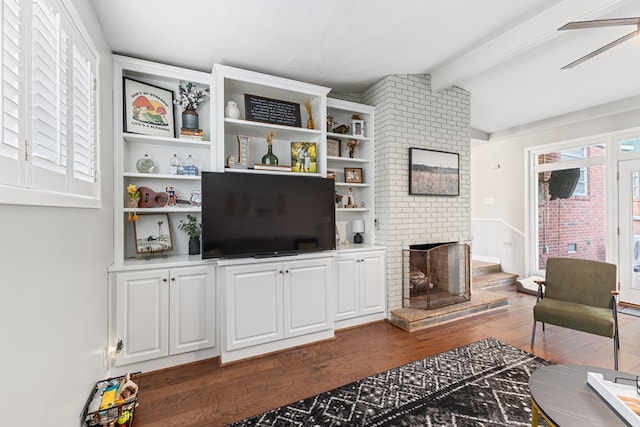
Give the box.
[225,101,240,119]
[261,144,278,165]
[182,108,199,130]
[127,197,140,208]
[188,236,201,255]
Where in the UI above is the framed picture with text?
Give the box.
[123,78,175,138]
[327,138,341,157]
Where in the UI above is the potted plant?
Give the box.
[178,214,202,255]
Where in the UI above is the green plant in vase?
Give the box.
[178,214,202,255]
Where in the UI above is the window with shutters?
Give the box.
[0,0,99,207]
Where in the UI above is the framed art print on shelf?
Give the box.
[344,167,363,183]
[124,78,176,138]
[409,147,459,196]
[133,213,174,254]
[327,138,341,157]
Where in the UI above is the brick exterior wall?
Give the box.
[537,147,606,269]
[349,74,472,310]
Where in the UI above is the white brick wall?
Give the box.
[360,74,472,310]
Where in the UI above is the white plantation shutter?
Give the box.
[30,0,66,192]
[0,0,99,206]
[0,0,22,185]
[71,42,96,193]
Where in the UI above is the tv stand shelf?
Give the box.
[108,58,383,374]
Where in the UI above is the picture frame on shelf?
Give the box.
[133,213,174,254]
[409,147,459,196]
[327,138,341,157]
[290,142,316,173]
[123,78,175,138]
[344,167,363,183]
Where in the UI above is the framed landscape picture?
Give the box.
[123,78,175,138]
[409,148,459,196]
[290,142,317,173]
[133,213,174,254]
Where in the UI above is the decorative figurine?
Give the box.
[165,186,177,207]
[327,113,336,130]
[335,190,344,208]
[225,100,240,119]
[346,187,355,207]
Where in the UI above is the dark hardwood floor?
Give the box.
[131,285,640,427]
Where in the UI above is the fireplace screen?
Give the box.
[402,243,470,310]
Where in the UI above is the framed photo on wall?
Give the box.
[133,213,174,254]
[409,148,459,196]
[344,167,363,183]
[123,78,175,138]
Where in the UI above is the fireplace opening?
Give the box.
[402,242,471,310]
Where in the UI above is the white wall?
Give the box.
[0,1,113,425]
[471,97,640,277]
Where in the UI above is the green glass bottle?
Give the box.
[262,144,278,165]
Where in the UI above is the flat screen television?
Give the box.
[201,172,336,258]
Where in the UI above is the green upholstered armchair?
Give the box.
[530,257,619,370]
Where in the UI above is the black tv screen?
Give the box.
[201,172,336,258]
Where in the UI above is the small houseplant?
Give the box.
[178,214,202,255]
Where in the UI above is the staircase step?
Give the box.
[472,261,501,277]
[473,271,519,289]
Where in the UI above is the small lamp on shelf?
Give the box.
[352,219,365,244]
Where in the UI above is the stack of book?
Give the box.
[253,164,292,172]
[180,128,204,141]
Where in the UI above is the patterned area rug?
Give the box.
[229,337,550,426]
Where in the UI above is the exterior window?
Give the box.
[533,142,607,270]
[0,0,99,207]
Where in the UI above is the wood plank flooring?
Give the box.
[131,285,640,427]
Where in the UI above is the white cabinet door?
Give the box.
[360,251,386,316]
[115,270,170,366]
[169,265,216,355]
[223,263,284,351]
[284,258,333,337]
[335,254,359,321]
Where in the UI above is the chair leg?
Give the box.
[531,321,537,347]
[614,336,619,371]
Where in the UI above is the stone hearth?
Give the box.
[388,288,508,332]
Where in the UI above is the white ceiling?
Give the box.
[88,0,640,139]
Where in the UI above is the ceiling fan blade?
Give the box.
[561,29,637,69]
[559,17,640,30]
